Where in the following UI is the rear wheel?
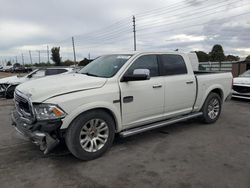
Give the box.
[201,92,222,123]
[65,110,115,160]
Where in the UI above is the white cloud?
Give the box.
[0,21,47,41]
[0,0,249,59]
[168,34,206,42]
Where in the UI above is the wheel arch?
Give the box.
[210,88,224,100]
[197,85,224,111]
[61,104,122,132]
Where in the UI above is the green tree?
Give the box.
[63,59,75,66]
[194,51,210,62]
[6,61,12,66]
[51,47,61,66]
[245,55,250,61]
[79,58,91,66]
[209,44,225,62]
[226,55,240,61]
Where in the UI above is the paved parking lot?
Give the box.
[0,98,250,188]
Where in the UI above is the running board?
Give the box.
[120,112,203,137]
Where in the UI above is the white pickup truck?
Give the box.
[11,52,232,160]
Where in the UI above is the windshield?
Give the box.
[79,55,132,78]
[239,70,250,77]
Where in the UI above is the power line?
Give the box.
[135,0,197,17]
[137,11,250,39]
[136,4,250,35]
[136,0,242,28]
[137,1,250,32]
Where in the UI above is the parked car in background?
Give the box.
[11,66,33,73]
[11,52,232,160]
[232,69,250,99]
[0,66,13,72]
[0,67,74,98]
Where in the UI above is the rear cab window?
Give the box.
[159,54,187,76]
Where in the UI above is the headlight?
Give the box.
[34,104,66,121]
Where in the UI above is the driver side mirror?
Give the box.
[121,69,150,82]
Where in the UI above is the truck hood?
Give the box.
[233,77,250,86]
[16,73,107,102]
[0,75,27,85]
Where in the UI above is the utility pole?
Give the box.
[21,53,24,66]
[29,50,33,64]
[37,50,41,64]
[15,56,18,64]
[72,37,76,66]
[88,53,90,60]
[133,15,137,51]
[47,45,50,63]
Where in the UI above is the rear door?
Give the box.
[119,54,165,128]
[159,54,196,117]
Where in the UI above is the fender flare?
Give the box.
[61,101,122,132]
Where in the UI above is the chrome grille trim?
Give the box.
[14,90,35,124]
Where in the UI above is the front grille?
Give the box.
[14,91,34,123]
[233,85,250,93]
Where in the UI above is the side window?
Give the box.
[56,69,67,74]
[160,55,187,76]
[32,70,45,78]
[45,69,67,76]
[126,55,159,77]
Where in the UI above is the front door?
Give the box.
[119,55,165,128]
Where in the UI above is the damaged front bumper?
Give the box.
[11,110,63,154]
[0,84,7,97]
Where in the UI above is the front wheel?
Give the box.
[201,92,222,124]
[65,110,115,160]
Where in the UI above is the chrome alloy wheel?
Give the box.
[207,98,220,120]
[79,119,109,152]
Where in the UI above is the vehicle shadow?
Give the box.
[231,97,250,103]
[46,118,203,161]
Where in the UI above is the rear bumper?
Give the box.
[11,110,62,154]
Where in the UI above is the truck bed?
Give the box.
[194,71,227,75]
[193,71,232,111]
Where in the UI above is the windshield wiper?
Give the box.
[82,72,99,77]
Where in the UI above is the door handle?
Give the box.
[186,81,194,84]
[153,84,162,88]
[123,96,133,103]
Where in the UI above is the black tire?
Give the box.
[201,92,222,124]
[65,110,115,160]
[5,85,16,99]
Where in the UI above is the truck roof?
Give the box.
[106,51,195,56]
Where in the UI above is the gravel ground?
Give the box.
[0,98,249,188]
[0,72,26,79]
